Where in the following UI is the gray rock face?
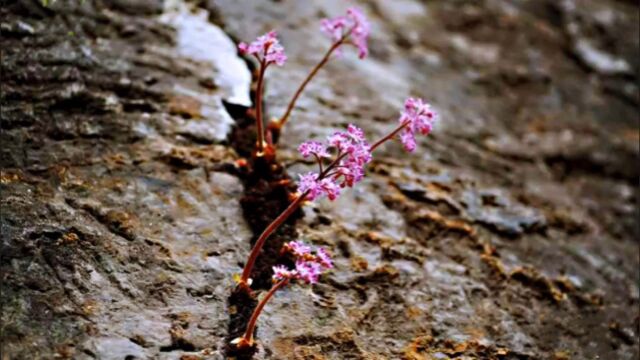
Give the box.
[1,1,250,358]
[2,0,638,359]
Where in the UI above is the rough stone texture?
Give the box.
[2,0,638,359]
[2,1,248,358]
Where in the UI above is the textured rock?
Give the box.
[1,0,638,359]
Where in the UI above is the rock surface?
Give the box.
[1,0,638,359]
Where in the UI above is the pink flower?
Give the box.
[345,124,366,142]
[321,16,347,42]
[398,98,438,152]
[327,124,369,155]
[298,141,330,159]
[320,7,370,59]
[298,124,372,196]
[277,242,333,284]
[298,172,321,199]
[326,124,372,187]
[298,172,341,201]
[238,30,287,66]
[298,124,373,199]
[399,130,416,152]
[295,260,322,284]
[346,8,370,59]
[319,178,341,200]
[316,248,333,269]
[332,163,365,188]
[272,265,297,281]
[401,98,437,134]
[286,241,312,257]
[327,132,350,153]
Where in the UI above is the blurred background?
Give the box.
[1,1,638,359]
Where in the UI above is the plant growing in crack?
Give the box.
[236,97,438,290]
[238,8,370,159]
[232,241,333,349]
[238,30,287,161]
[230,6,439,352]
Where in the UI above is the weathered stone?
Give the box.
[1,0,638,359]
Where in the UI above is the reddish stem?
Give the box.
[371,121,410,151]
[240,191,309,284]
[239,152,346,286]
[320,152,348,177]
[241,278,289,344]
[239,122,406,286]
[313,153,324,173]
[255,59,267,153]
[278,36,347,128]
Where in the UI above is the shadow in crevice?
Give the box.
[222,66,303,359]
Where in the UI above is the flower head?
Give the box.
[332,164,363,188]
[285,241,312,257]
[298,172,341,201]
[298,141,330,159]
[399,130,417,152]
[326,124,372,188]
[295,260,322,284]
[398,98,438,152]
[320,16,347,42]
[320,7,370,59]
[316,247,334,269]
[346,8,370,59]
[298,172,322,200]
[276,242,334,284]
[238,30,287,66]
[298,124,372,200]
[272,265,297,281]
[327,125,368,155]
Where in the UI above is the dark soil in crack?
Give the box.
[223,72,303,358]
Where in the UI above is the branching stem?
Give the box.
[278,30,353,129]
[238,121,408,287]
[254,58,267,153]
[240,192,308,285]
[240,278,289,344]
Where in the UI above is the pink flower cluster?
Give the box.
[272,241,333,284]
[297,124,372,201]
[398,98,438,152]
[238,30,287,66]
[321,7,370,59]
[298,173,341,201]
[328,124,372,187]
[298,141,330,159]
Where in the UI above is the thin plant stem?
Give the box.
[278,34,349,128]
[241,278,289,344]
[323,170,340,178]
[240,192,308,284]
[371,121,409,151]
[313,153,324,173]
[321,152,347,176]
[255,59,267,153]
